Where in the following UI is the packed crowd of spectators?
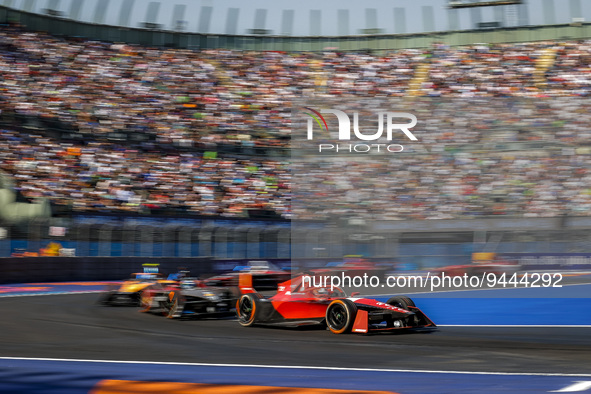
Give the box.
[2,25,591,220]
[423,41,591,97]
[0,27,436,149]
[294,151,591,220]
[0,129,290,218]
[1,27,591,146]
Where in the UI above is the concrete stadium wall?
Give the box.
[0,171,51,225]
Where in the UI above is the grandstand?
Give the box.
[1,26,590,220]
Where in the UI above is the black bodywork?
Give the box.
[143,279,239,318]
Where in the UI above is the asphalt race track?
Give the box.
[1,293,590,376]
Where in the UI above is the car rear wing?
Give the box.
[142,263,160,274]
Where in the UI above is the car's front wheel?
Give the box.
[163,290,185,319]
[386,296,415,310]
[386,296,417,327]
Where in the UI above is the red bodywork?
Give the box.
[309,258,392,279]
[432,261,520,277]
[204,261,291,290]
[237,274,436,333]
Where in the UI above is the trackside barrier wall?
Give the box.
[4,217,591,269]
[2,253,591,284]
[0,257,214,283]
[1,219,292,259]
[0,257,333,284]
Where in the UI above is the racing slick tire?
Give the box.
[325,299,358,334]
[237,294,260,327]
[386,296,415,309]
[163,290,185,319]
[386,296,418,328]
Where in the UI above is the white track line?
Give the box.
[0,357,590,377]
[437,324,591,328]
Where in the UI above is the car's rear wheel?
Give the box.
[386,296,415,310]
[237,294,259,327]
[326,299,357,334]
[131,291,143,307]
[163,290,184,319]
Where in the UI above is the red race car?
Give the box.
[204,260,291,290]
[236,273,436,334]
[308,256,393,280]
[431,261,520,278]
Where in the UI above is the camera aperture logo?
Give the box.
[302,107,418,153]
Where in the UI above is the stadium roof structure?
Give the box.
[5,0,591,37]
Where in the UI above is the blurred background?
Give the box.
[1,0,591,281]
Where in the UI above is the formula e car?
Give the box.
[431,258,520,278]
[140,278,239,319]
[98,264,177,306]
[236,273,436,334]
[204,260,291,290]
[308,256,393,279]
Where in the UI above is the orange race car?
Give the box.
[98,264,178,306]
